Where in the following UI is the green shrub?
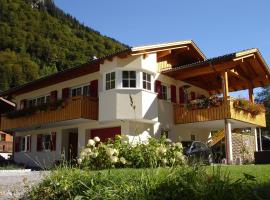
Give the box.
[27,166,270,200]
[78,135,185,170]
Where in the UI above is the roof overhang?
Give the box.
[0,97,15,113]
[163,49,270,93]
[131,40,206,61]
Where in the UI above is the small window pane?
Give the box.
[130,71,136,79]
[41,97,45,104]
[143,72,146,80]
[123,80,129,88]
[147,82,151,90]
[111,72,115,79]
[77,88,82,96]
[111,80,115,89]
[106,82,110,90]
[143,82,146,89]
[147,74,151,81]
[130,80,136,88]
[122,71,128,79]
[106,73,110,80]
[83,86,90,96]
[45,96,50,103]
[72,89,76,97]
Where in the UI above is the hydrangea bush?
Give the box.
[78,135,185,170]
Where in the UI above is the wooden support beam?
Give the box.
[228,69,249,82]
[221,71,229,100]
[157,50,171,59]
[131,46,189,56]
[249,87,254,103]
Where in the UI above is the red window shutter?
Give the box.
[27,136,31,152]
[50,132,56,151]
[50,90,58,102]
[179,87,185,104]
[90,80,98,98]
[191,92,196,100]
[20,99,27,109]
[62,88,70,100]
[155,80,162,99]
[170,85,176,103]
[37,134,43,152]
[14,137,21,152]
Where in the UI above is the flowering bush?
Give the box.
[78,135,185,170]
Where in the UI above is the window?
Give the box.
[28,95,49,108]
[161,85,168,100]
[19,135,31,152]
[0,134,6,141]
[143,72,151,90]
[43,135,51,151]
[122,71,136,88]
[71,84,90,97]
[106,72,115,90]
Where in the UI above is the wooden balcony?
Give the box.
[174,99,266,127]
[1,96,98,131]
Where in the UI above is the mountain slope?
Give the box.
[0,0,127,91]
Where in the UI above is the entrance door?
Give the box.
[68,132,78,160]
[90,127,121,143]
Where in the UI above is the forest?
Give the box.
[0,0,127,91]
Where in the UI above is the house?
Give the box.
[0,97,15,160]
[0,131,13,160]
[0,40,269,167]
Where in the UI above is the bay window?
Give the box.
[122,71,136,88]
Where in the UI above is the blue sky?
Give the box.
[54,0,270,97]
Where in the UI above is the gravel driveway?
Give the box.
[0,171,49,200]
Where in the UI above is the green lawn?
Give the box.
[206,164,270,182]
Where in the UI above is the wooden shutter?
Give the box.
[62,88,70,100]
[50,90,58,102]
[50,132,56,151]
[190,92,196,100]
[179,87,185,104]
[20,99,27,109]
[170,85,176,103]
[14,137,21,152]
[90,80,98,98]
[27,136,31,152]
[155,80,162,99]
[37,134,43,152]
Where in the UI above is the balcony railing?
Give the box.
[1,96,98,131]
[174,98,266,127]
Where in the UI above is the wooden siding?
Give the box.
[1,96,98,131]
[174,100,266,127]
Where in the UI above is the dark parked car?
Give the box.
[182,141,213,164]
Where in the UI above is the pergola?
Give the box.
[163,48,270,164]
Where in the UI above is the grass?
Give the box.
[27,164,270,200]
[208,164,270,182]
